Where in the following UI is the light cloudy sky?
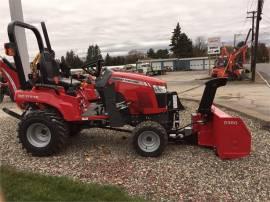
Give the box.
[0,0,269,58]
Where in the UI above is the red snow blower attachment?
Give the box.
[190,78,251,159]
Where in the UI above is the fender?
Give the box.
[15,88,85,121]
[0,60,20,97]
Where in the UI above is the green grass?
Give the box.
[0,166,144,201]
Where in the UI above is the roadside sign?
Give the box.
[208,46,220,55]
[207,37,221,55]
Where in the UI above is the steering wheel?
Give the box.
[80,59,104,77]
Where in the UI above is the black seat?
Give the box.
[39,51,60,83]
[59,78,81,90]
[39,51,81,91]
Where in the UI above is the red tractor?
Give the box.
[211,29,251,80]
[3,21,251,159]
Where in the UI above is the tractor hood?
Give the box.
[111,71,166,86]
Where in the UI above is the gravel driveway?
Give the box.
[0,100,269,201]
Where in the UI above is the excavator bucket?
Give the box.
[192,78,251,159]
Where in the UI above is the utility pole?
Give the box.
[9,0,30,80]
[247,11,256,69]
[250,0,264,82]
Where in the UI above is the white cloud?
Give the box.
[0,0,269,58]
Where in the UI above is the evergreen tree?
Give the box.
[65,50,76,67]
[86,44,102,63]
[105,53,112,66]
[170,22,181,56]
[170,22,193,58]
[63,50,83,68]
[155,49,169,58]
[147,48,156,58]
[60,56,66,64]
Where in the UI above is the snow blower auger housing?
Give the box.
[3,21,251,159]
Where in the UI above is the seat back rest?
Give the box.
[95,68,112,88]
[39,51,60,84]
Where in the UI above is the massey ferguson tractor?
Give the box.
[2,21,251,159]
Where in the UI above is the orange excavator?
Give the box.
[211,29,251,80]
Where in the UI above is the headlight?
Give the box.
[153,85,167,94]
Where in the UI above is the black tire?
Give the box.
[6,87,14,102]
[69,124,82,137]
[9,93,14,102]
[18,110,69,156]
[0,87,4,103]
[132,121,168,157]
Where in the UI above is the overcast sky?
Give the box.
[0,0,269,58]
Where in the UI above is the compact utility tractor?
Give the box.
[3,21,251,159]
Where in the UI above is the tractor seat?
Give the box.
[58,78,81,90]
[95,68,112,88]
[39,51,81,94]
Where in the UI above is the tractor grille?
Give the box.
[156,93,167,108]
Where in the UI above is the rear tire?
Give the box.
[7,88,14,102]
[132,121,168,157]
[18,110,69,156]
[0,87,4,103]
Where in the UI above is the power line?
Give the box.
[251,0,264,82]
[262,18,270,24]
[262,15,270,21]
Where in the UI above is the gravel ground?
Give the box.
[0,99,270,201]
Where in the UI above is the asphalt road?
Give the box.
[257,63,270,84]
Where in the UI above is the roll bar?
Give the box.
[8,21,45,52]
[7,21,45,89]
[41,22,53,53]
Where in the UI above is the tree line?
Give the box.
[61,22,269,68]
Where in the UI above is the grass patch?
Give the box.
[0,166,144,201]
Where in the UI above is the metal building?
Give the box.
[137,57,214,71]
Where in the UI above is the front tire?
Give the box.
[132,121,168,157]
[18,110,69,156]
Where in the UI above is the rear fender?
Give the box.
[0,60,20,97]
[15,88,84,121]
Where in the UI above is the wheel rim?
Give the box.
[26,123,51,147]
[137,131,160,153]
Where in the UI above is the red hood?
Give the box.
[111,71,166,86]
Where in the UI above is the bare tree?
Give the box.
[193,36,207,57]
